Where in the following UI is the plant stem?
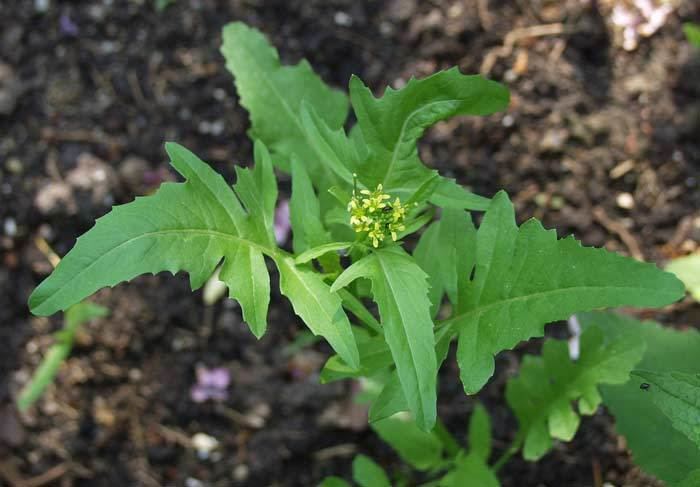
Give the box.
[492,436,522,472]
[433,418,461,457]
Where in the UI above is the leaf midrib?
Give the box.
[234,37,349,184]
[376,253,433,421]
[442,284,679,334]
[380,98,461,188]
[36,229,278,308]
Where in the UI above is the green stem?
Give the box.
[492,436,522,472]
[434,418,461,457]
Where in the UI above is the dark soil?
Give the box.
[1,0,699,486]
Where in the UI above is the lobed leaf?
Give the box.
[349,68,509,200]
[579,312,700,486]
[221,22,348,173]
[332,246,437,430]
[632,370,700,448]
[445,191,684,394]
[29,143,265,321]
[277,257,359,370]
[414,208,476,317]
[505,325,645,460]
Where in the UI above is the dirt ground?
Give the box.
[1,0,699,486]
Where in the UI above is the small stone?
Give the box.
[185,478,204,487]
[35,181,76,214]
[34,0,49,12]
[3,218,17,237]
[616,192,635,210]
[334,11,352,26]
[539,128,569,153]
[5,157,23,174]
[66,153,118,204]
[233,464,250,482]
[191,432,219,460]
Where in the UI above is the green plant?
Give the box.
[26,22,691,484]
[684,22,700,47]
[322,313,700,486]
[18,301,109,411]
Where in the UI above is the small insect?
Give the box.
[640,382,650,391]
[382,205,393,213]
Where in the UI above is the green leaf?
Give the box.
[441,452,500,487]
[299,103,357,184]
[349,68,509,200]
[232,141,278,247]
[332,246,437,430]
[219,244,270,338]
[290,157,332,253]
[679,470,700,487]
[429,178,491,211]
[29,143,274,333]
[505,325,645,460]
[468,404,492,461]
[371,412,444,471]
[684,22,700,47]
[414,209,476,317]
[319,477,351,487]
[578,312,700,486]
[221,22,348,173]
[320,329,392,383]
[446,191,684,394]
[295,242,352,265]
[667,253,700,302]
[277,257,359,370]
[369,373,408,422]
[352,454,391,487]
[632,370,700,448]
[18,302,109,411]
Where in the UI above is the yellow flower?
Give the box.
[347,180,410,247]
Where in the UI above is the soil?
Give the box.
[1,0,699,486]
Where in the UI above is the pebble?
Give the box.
[34,0,49,12]
[5,157,23,174]
[334,11,352,26]
[616,192,635,209]
[185,478,204,487]
[233,464,250,482]
[3,217,17,237]
[191,432,219,460]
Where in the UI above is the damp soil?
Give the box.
[1,0,699,486]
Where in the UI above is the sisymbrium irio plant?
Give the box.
[26,22,690,484]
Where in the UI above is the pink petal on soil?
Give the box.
[274,199,291,245]
[196,366,231,389]
[191,366,231,402]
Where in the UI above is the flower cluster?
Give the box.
[348,181,409,247]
